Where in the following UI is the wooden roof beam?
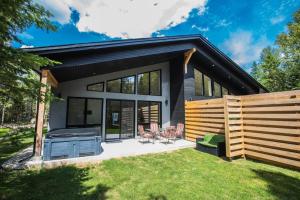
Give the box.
[44,70,58,88]
[184,48,196,74]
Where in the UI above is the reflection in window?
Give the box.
[87,82,104,92]
[137,73,149,95]
[137,101,161,130]
[194,68,203,96]
[203,75,212,96]
[122,76,135,94]
[214,82,221,97]
[222,87,229,95]
[107,79,121,93]
[150,71,160,95]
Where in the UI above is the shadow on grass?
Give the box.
[148,193,167,200]
[0,166,110,200]
[252,169,300,200]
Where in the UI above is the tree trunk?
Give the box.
[1,106,5,125]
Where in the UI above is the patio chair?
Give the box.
[149,122,160,139]
[160,126,176,143]
[175,123,184,139]
[138,125,154,143]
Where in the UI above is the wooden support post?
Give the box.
[183,48,196,74]
[33,70,48,157]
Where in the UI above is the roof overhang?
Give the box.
[23,35,268,93]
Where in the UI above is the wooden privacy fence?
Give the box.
[185,90,300,169]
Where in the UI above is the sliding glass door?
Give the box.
[105,100,135,140]
[137,101,161,132]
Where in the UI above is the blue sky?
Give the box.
[15,0,300,72]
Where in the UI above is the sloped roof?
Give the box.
[24,34,267,92]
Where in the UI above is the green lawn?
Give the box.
[0,128,35,164]
[1,148,299,200]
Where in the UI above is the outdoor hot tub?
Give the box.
[43,128,103,161]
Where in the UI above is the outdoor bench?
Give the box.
[196,134,226,157]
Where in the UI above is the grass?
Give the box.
[0,127,35,164]
[1,148,299,200]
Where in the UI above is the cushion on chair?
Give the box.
[197,134,225,148]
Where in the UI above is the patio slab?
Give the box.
[25,139,195,169]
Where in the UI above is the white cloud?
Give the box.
[270,15,285,25]
[223,30,270,66]
[20,45,34,48]
[38,0,72,24]
[215,19,231,27]
[192,25,209,32]
[38,0,207,38]
[18,32,34,40]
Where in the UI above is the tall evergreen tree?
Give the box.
[0,0,58,102]
[276,9,300,90]
[251,8,300,92]
[254,47,286,92]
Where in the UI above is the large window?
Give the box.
[137,101,161,130]
[137,70,161,96]
[122,76,135,94]
[222,87,229,95]
[194,67,229,97]
[106,79,121,93]
[150,71,160,95]
[203,75,212,96]
[194,68,203,96]
[87,82,104,92]
[106,75,135,94]
[67,97,103,127]
[214,82,221,97]
[137,73,149,95]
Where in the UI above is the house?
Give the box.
[26,35,267,159]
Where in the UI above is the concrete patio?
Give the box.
[14,138,195,169]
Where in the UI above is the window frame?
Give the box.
[194,68,204,96]
[106,75,136,94]
[193,67,231,97]
[121,75,136,94]
[66,96,103,128]
[137,100,162,131]
[106,78,122,93]
[137,69,162,96]
[86,82,104,92]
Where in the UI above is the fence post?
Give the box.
[223,95,231,158]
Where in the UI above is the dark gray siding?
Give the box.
[169,56,185,126]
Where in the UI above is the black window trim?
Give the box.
[105,98,136,140]
[194,67,231,97]
[66,96,103,128]
[137,69,162,96]
[86,82,104,92]
[121,75,136,94]
[137,100,162,130]
[106,74,136,94]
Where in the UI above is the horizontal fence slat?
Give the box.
[243,120,300,128]
[244,131,300,143]
[244,138,300,151]
[243,125,300,135]
[242,105,300,112]
[245,150,300,168]
[242,113,300,119]
[186,118,224,123]
[185,121,225,128]
[244,144,300,160]
[242,99,300,106]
